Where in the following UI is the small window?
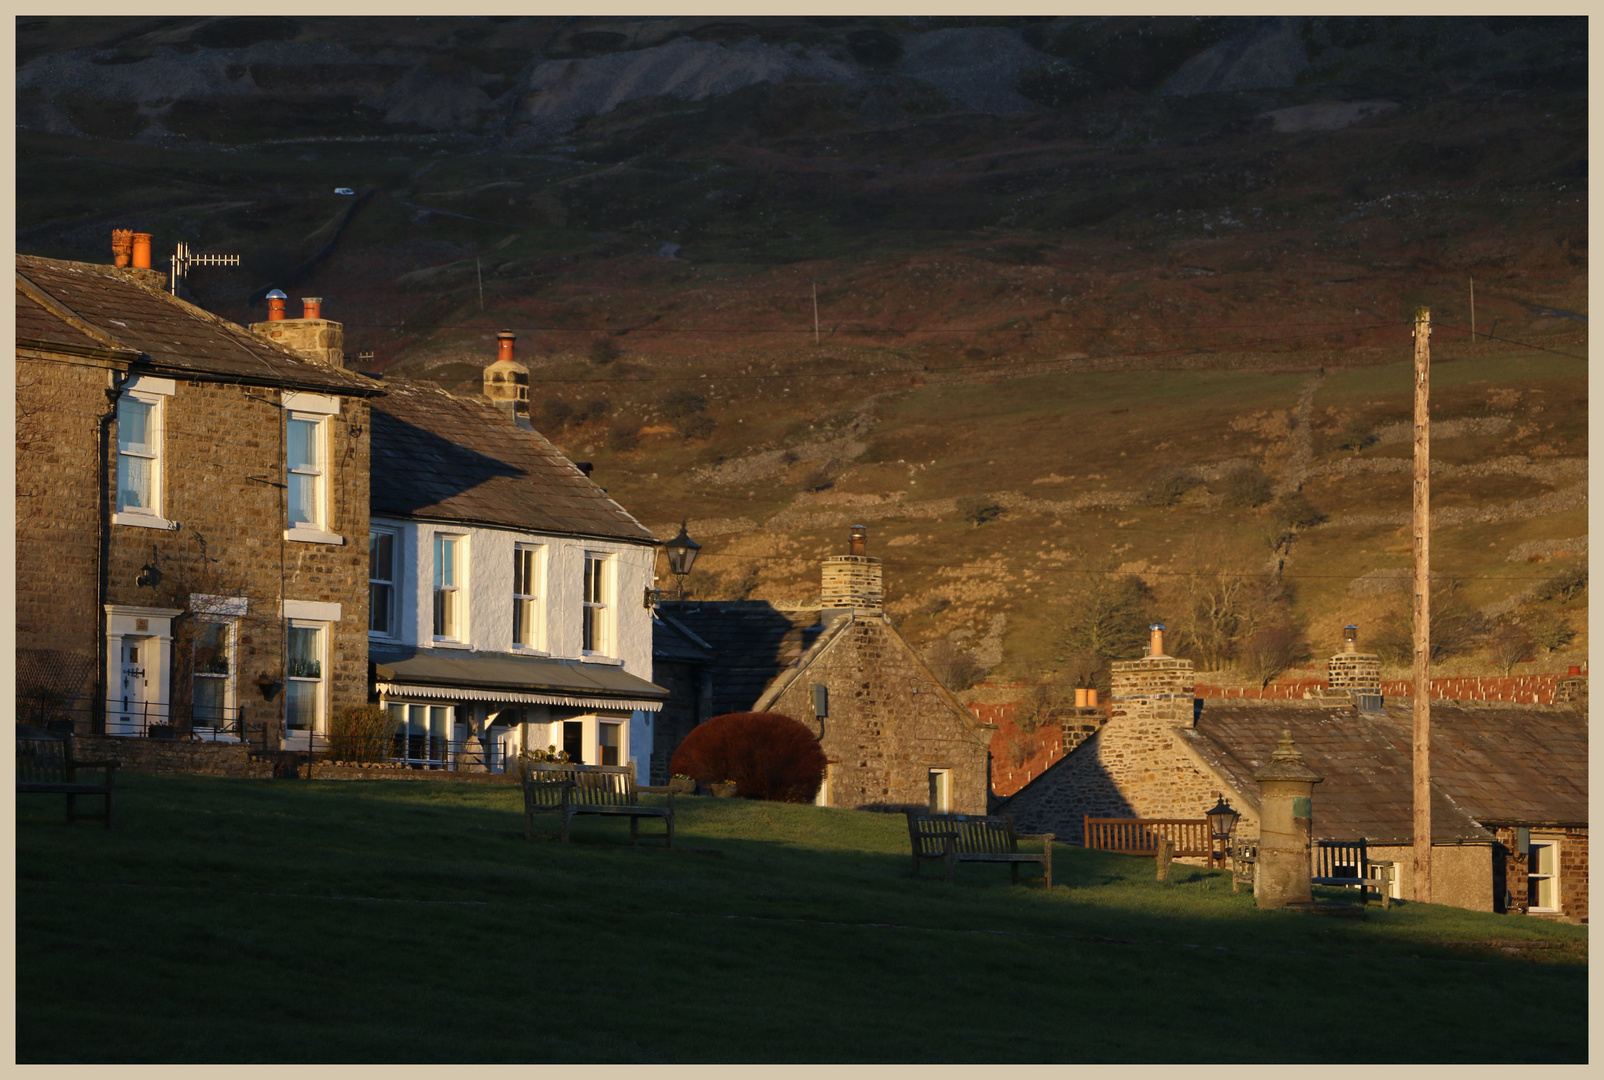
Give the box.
[286,414,327,530]
[116,393,162,515]
[192,620,233,729]
[582,554,610,655]
[369,528,398,637]
[928,769,951,814]
[1528,840,1559,912]
[433,534,463,640]
[598,721,622,767]
[512,545,542,649]
[285,622,325,734]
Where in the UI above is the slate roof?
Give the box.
[370,378,655,544]
[15,255,378,395]
[371,645,666,709]
[1177,699,1587,844]
[651,601,829,717]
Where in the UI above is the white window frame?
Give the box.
[598,719,624,767]
[112,377,177,530]
[582,553,613,657]
[190,616,237,733]
[368,526,400,640]
[1528,837,1561,913]
[433,533,467,645]
[512,543,546,652]
[928,768,952,814]
[284,618,328,742]
[283,393,343,546]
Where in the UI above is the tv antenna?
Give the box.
[169,240,240,295]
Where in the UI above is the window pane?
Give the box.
[513,597,531,646]
[285,681,317,730]
[1534,843,1556,876]
[585,558,601,603]
[194,623,230,674]
[369,532,394,582]
[434,587,455,638]
[117,453,151,511]
[287,418,318,471]
[117,397,151,452]
[287,473,317,526]
[582,604,595,652]
[287,626,321,678]
[370,582,392,634]
[194,677,227,724]
[434,535,455,588]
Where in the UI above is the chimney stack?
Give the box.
[821,525,883,613]
[248,289,345,367]
[131,233,152,269]
[265,290,287,321]
[1327,624,1382,708]
[301,297,322,320]
[483,330,530,423]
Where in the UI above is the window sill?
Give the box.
[580,653,624,666]
[284,526,345,546]
[431,639,473,650]
[511,646,550,657]
[113,511,178,531]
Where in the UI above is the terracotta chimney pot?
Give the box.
[266,289,287,321]
[849,525,867,557]
[1074,688,1088,709]
[301,297,322,320]
[497,330,516,364]
[1087,688,1098,707]
[112,229,133,268]
[131,233,152,269]
[1149,623,1165,658]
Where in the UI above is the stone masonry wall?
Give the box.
[1001,654,1258,847]
[1326,651,1382,694]
[819,557,883,610]
[74,734,273,778]
[15,353,108,675]
[101,379,371,738]
[766,616,990,814]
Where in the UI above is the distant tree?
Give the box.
[662,389,708,420]
[1485,620,1535,675]
[1142,466,1203,507]
[1234,619,1308,688]
[1217,464,1273,508]
[681,413,716,441]
[1054,571,1157,676]
[1371,578,1489,665]
[669,712,826,802]
[1336,418,1377,452]
[1531,565,1587,605]
[576,398,610,423]
[1173,568,1289,671]
[923,639,987,691]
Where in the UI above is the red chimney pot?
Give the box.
[131,233,152,269]
[497,330,516,364]
[112,229,133,268]
[301,297,322,320]
[266,290,287,322]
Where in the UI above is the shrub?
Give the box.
[1142,467,1203,507]
[1532,566,1587,605]
[923,639,987,691]
[606,418,640,452]
[1485,620,1535,674]
[956,494,1004,526]
[662,389,708,420]
[328,704,398,764]
[588,336,621,364]
[681,413,716,441]
[1271,492,1325,531]
[668,712,826,803]
[576,398,610,423]
[1218,465,1273,508]
[1527,611,1575,654]
[1336,418,1377,452]
[1234,620,1308,688]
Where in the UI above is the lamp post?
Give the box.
[645,521,702,607]
[1205,796,1240,870]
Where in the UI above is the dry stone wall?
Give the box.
[74,734,272,778]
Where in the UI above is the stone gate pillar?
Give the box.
[1251,729,1323,908]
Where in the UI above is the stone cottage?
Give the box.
[366,333,667,782]
[997,627,1588,921]
[15,248,382,750]
[655,527,995,813]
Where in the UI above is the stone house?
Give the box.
[366,333,666,782]
[16,251,382,751]
[655,528,995,812]
[997,627,1588,921]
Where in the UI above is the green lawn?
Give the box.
[17,774,1586,1063]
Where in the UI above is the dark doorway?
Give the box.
[563,720,584,764]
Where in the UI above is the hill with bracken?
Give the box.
[16,15,1587,696]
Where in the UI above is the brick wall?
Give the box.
[1494,825,1588,924]
[765,616,990,814]
[74,734,273,778]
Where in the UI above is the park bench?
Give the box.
[17,726,118,827]
[905,812,1053,888]
[1084,817,1212,859]
[1312,838,1394,908]
[520,760,674,848]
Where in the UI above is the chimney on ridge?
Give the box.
[483,330,531,423]
[248,289,345,367]
[1327,624,1382,710]
[820,524,883,614]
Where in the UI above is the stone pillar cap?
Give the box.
[1251,728,1323,784]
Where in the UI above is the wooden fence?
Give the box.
[1083,817,1212,858]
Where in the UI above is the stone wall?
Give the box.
[249,317,344,367]
[1491,825,1588,924]
[819,556,883,610]
[306,761,519,783]
[74,734,273,778]
[764,615,990,814]
[1326,651,1381,694]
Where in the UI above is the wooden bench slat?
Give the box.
[521,759,674,849]
[906,811,1052,889]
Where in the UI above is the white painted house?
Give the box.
[367,340,665,781]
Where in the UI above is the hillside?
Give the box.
[15,15,1588,686]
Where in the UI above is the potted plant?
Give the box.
[710,779,739,799]
[668,773,696,795]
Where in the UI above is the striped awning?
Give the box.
[375,681,661,713]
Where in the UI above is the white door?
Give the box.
[115,637,150,735]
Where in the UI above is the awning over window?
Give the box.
[371,648,667,713]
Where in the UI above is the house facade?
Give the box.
[655,528,994,812]
[997,627,1588,921]
[366,341,666,781]
[16,250,381,750]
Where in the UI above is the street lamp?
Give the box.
[645,521,702,607]
[1205,796,1241,869]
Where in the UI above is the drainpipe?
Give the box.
[96,371,129,734]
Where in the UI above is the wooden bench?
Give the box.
[1313,839,1394,908]
[520,760,674,848]
[17,728,118,828]
[1084,817,1211,859]
[906,812,1053,888]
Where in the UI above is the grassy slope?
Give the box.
[17,774,1587,1063]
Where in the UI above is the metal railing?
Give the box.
[313,732,512,773]
[15,695,245,742]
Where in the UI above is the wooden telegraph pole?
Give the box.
[1412,306,1432,903]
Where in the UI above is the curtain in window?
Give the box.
[287,418,319,526]
[116,397,154,510]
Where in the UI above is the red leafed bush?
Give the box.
[669,711,827,803]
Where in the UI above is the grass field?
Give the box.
[16,774,1587,1063]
